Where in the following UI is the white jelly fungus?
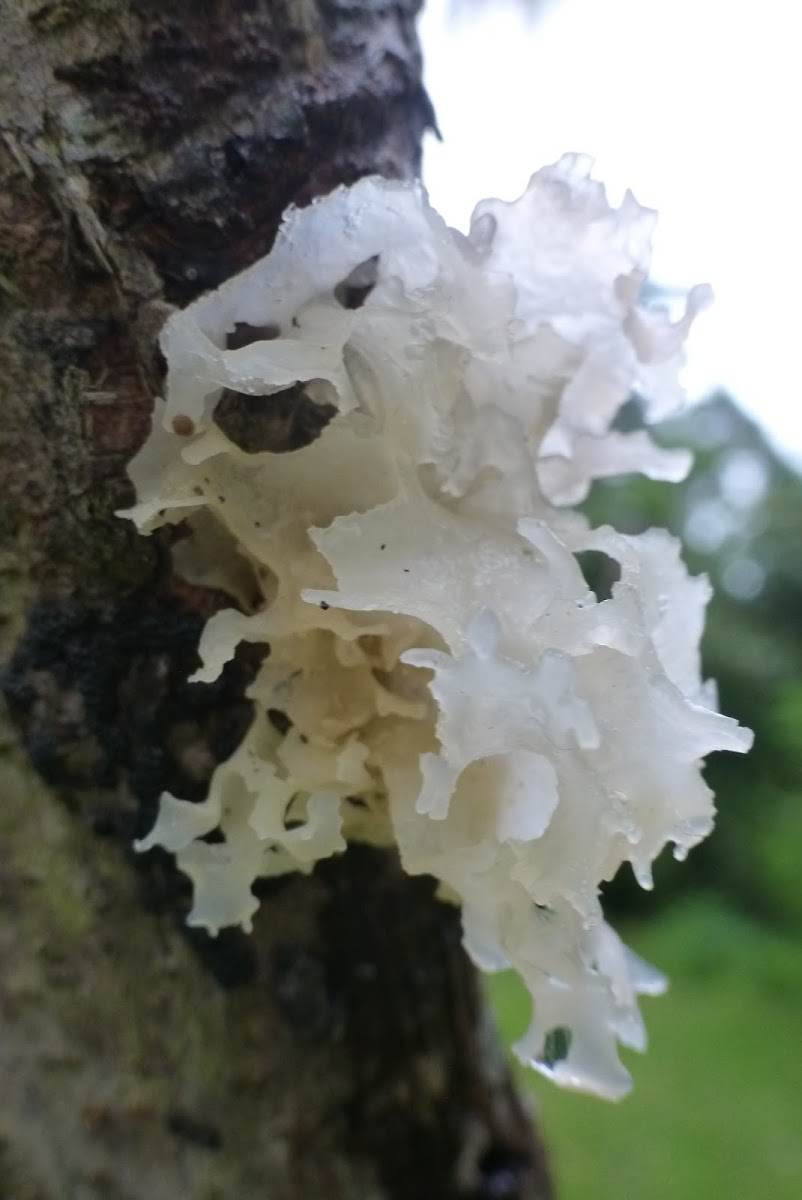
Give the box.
[123,156,752,1099]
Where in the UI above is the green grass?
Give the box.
[488,896,802,1199]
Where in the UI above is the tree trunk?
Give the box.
[0,3,553,1197]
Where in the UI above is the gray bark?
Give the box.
[0,3,554,1196]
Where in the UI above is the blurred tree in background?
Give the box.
[586,393,802,932]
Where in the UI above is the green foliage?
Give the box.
[586,394,802,925]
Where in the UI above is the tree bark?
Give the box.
[0,3,553,1197]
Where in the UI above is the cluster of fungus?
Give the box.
[124,156,752,1098]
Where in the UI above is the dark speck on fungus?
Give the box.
[172,414,195,436]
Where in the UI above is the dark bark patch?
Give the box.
[28,1,88,34]
[1,595,262,809]
[1,593,264,986]
[182,926,258,990]
[15,313,117,371]
[475,1146,534,1199]
[166,1108,223,1150]
[270,942,341,1043]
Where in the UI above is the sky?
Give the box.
[419,0,802,466]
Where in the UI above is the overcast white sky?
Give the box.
[419,0,802,466]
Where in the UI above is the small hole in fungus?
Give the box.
[172,414,195,436]
[267,708,293,736]
[539,1025,572,1069]
[226,322,281,350]
[334,255,379,309]
[574,550,621,602]
[214,381,336,454]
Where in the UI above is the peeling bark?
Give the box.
[0,3,553,1196]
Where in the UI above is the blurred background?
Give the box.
[419,2,802,1196]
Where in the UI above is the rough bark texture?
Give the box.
[0,3,554,1197]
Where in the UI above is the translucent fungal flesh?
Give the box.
[124,157,752,1098]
